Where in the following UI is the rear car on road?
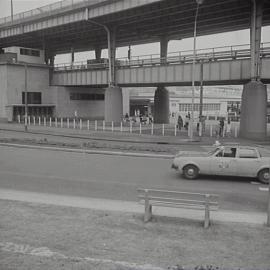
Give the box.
[171,145,270,184]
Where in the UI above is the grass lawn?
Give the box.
[0,199,269,270]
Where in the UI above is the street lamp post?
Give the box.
[11,0,13,22]
[190,0,204,140]
[24,64,28,132]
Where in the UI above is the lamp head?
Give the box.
[196,0,204,4]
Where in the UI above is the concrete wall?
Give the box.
[6,64,52,105]
[51,86,105,119]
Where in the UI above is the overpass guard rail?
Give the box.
[54,43,270,72]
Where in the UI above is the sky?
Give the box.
[0,0,270,64]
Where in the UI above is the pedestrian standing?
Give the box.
[177,115,183,130]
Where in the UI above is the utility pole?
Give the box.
[11,0,13,22]
[267,166,270,226]
[24,64,28,132]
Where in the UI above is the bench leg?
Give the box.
[144,203,152,222]
[204,205,210,228]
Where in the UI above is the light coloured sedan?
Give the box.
[171,145,270,184]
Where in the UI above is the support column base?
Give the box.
[104,86,123,122]
[239,80,267,140]
[154,86,169,124]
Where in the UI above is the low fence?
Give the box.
[17,115,239,138]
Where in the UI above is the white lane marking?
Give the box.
[0,242,164,270]
[259,187,269,191]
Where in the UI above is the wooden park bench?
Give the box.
[137,188,219,228]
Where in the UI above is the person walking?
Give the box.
[219,118,225,136]
[226,119,231,137]
[177,115,183,130]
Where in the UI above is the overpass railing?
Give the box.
[0,0,104,26]
[54,42,270,71]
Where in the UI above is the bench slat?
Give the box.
[138,195,218,206]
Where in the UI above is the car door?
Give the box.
[210,147,237,176]
[235,148,261,177]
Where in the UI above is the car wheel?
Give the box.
[183,164,199,180]
[258,169,269,184]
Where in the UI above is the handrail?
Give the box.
[0,0,104,26]
[53,43,270,71]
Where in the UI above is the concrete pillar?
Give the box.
[104,86,123,122]
[108,27,117,86]
[95,46,102,60]
[239,0,266,140]
[250,0,263,80]
[240,81,267,140]
[154,86,169,124]
[160,35,168,64]
[122,88,130,116]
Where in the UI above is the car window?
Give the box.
[238,149,258,158]
[215,147,236,158]
[223,147,236,158]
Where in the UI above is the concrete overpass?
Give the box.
[0,0,270,139]
[52,43,270,87]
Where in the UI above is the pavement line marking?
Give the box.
[0,242,164,270]
[250,181,260,185]
[259,187,269,191]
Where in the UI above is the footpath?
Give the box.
[0,123,270,270]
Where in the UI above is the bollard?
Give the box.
[162,124,165,136]
[174,125,177,136]
[235,125,238,138]
[33,116,36,126]
[103,120,105,131]
[60,118,63,128]
[18,115,21,123]
[28,116,31,125]
[73,119,76,129]
[95,120,97,131]
[130,121,132,133]
[222,125,225,137]
[120,121,123,132]
[38,117,41,126]
[199,122,202,137]
[87,120,90,130]
[210,124,213,137]
[49,117,52,127]
[151,123,154,135]
[67,118,70,128]
[79,119,82,130]
[55,118,58,127]
[139,123,142,134]
[111,121,114,132]
[44,117,46,126]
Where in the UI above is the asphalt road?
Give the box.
[0,145,268,212]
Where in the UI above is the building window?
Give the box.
[178,103,220,112]
[20,48,40,57]
[70,93,104,100]
[22,92,42,104]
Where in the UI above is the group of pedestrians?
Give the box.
[176,113,232,137]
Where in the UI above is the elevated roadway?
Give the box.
[52,43,270,87]
[0,0,269,54]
